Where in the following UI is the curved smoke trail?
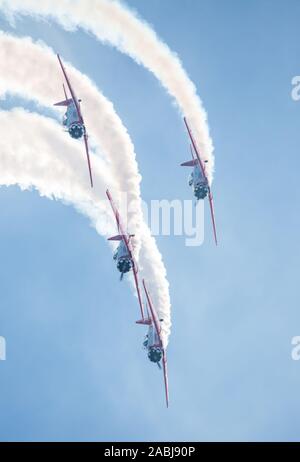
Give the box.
[0,31,171,343]
[0,0,214,183]
[0,108,171,344]
[0,31,143,252]
[0,109,112,234]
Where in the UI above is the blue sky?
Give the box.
[0,0,300,441]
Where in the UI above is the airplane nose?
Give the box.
[148,347,162,363]
[69,123,84,139]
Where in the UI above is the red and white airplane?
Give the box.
[136,279,169,408]
[181,117,218,246]
[54,54,93,188]
[106,189,145,321]
[106,190,169,406]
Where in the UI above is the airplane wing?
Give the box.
[83,133,93,188]
[183,117,218,246]
[162,349,169,408]
[106,189,127,243]
[106,189,136,260]
[132,263,145,321]
[142,279,161,340]
[208,191,218,246]
[183,117,207,179]
[53,84,72,107]
[63,83,68,101]
[57,54,83,124]
[142,279,169,407]
[106,189,145,320]
[57,54,93,188]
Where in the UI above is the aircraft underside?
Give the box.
[148,345,163,363]
[194,183,209,200]
[68,122,85,140]
[117,257,133,275]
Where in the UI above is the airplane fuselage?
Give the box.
[189,165,209,200]
[113,240,133,277]
[143,324,163,364]
[63,101,85,140]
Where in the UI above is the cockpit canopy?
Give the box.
[143,335,149,349]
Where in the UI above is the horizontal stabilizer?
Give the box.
[54,99,73,107]
[107,234,125,241]
[136,318,152,326]
[180,159,198,167]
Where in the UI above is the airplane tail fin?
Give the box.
[180,159,198,167]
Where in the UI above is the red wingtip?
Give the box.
[83,134,93,188]
[208,191,218,246]
[162,350,169,408]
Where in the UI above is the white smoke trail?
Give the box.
[0,32,171,344]
[0,0,214,183]
[0,31,142,250]
[0,108,171,344]
[0,108,113,236]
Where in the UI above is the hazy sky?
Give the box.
[0,0,300,442]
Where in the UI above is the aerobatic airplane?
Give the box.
[54,54,93,188]
[181,117,218,245]
[106,189,145,320]
[136,279,169,407]
[106,190,169,406]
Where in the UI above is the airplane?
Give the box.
[106,189,145,321]
[136,279,169,408]
[106,190,169,407]
[54,54,93,188]
[181,116,218,246]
